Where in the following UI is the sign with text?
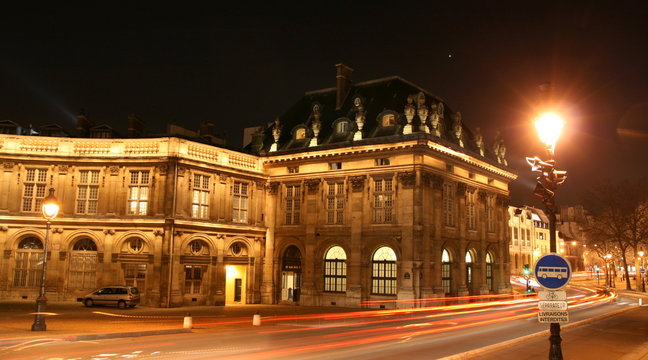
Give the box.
[538,300,568,311]
[534,254,572,290]
[538,290,567,301]
[538,310,569,323]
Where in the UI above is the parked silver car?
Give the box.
[82,286,140,309]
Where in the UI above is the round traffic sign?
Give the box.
[534,253,572,290]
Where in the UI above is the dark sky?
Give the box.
[2,2,648,206]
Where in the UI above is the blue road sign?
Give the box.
[534,254,572,290]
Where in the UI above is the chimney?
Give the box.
[335,63,354,110]
[127,113,144,138]
[75,110,93,137]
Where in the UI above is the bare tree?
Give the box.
[584,179,648,291]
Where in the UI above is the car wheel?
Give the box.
[84,299,94,307]
[118,300,127,309]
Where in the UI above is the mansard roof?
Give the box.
[250,75,509,170]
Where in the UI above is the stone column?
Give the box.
[347,175,366,307]
[261,182,279,304]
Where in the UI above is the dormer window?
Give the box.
[337,121,350,133]
[295,128,306,140]
[382,114,396,127]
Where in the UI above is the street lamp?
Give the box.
[639,251,646,292]
[527,112,567,360]
[31,188,59,331]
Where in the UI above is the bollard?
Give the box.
[252,312,261,326]
[183,312,193,329]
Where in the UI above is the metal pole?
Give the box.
[31,221,50,331]
[547,209,562,359]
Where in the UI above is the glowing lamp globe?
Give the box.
[41,188,59,221]
[535,113,564,152]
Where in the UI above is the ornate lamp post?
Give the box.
[526,112,567,360]
[31,188,59,331]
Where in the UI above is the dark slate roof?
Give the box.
[248,75,507,169]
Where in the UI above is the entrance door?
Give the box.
[225,265,247,304]
[281,245,302,302]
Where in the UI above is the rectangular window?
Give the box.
[486,196,495,232]
[287,166,299,174]
[466,191,476,230]
[324,259,347,292]
[22,168,48,212]
[13,251,42,287]
[123,263,146,288]
[285,184,301,225]
[329,162,342,170]
[77,170,100,214]
[442,263,452,295]
[372,260,397,295]
[372,178,393,223]
[232,181,248,223]
[184,265,205,294]
[513,227,519,245]
[326,182,345,224]
[375,158,390,166]
[128,170,150,215]
[192,174,210,218]
[526,229,531,246]
[443,183,455,226]
[68,252,97,289]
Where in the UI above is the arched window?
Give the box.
[442,249,452,295]
[14,237,43,287]
[465,250,475,291]
[382,114,396,127]
[324,246,347,292]
[486,252,494,291]
[69,238,97,290]
[372,246,397,295]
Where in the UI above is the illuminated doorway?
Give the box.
[281,245,301,302]
[225,265,246,304]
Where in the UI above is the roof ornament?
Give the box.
[270,117,281,152]
[417,92,429,133]
[430,102,443,137]
[453,112,464,147]
[309,103,322,147]
[493,130,508,166]
[403,95,415,135]
[353,96,365,140]
[474,127,485,156]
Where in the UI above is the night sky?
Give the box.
[2,2,648,206]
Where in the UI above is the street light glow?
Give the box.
[535,113,564,153]
[42,188,59,221]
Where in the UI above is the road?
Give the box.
[0,283,634,360]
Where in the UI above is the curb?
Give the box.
[438,305,639,360]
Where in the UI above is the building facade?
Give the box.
[0,66,517,308]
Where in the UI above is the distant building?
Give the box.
[0,65,516,308]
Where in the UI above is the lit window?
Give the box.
[232,181,248,223]
[123,263,146,288]
[326,182,345,224]
[486,252,494,291]
[382,114,396,127]
[77,170,100,214]
[466,251,474,288]
[285,184,301,225]
[442,249,452,295]
[22,168,47,212]
[324,246,347,292]
[128,170,150,215]
[192,174,210,219]
[295,128,306,140]
[329,162,342,170]
[373,178,393,223]
[372,246,397,295]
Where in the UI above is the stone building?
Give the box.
[0,65,516,308]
